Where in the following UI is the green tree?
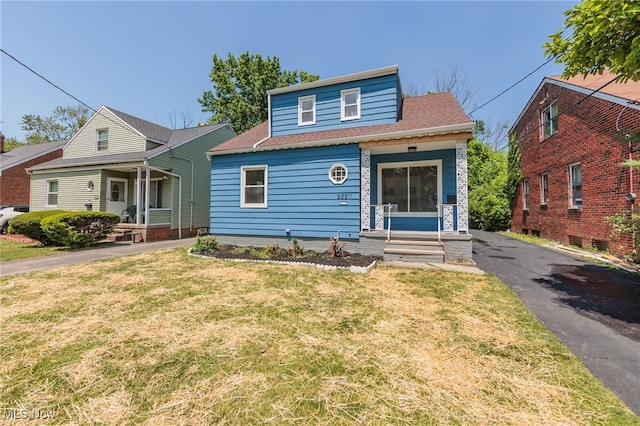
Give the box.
[544,0,640,82]
[198,51,319,134]
[21,105,90,144]
[2,136,24,152]
[467,139,511,231]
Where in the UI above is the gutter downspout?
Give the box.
[146,163,182,239]
[252,93,272,149]
[169,149,194,231]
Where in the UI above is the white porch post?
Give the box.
[145,166,151,225]
[360,149,371,231]
[456,141,469,233]
[136,167,142,224]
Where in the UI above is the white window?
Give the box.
[46,180,58,206]
[378,160,441,214]
[241,165,267,208]
[298,95,316,126]
[134,178,164,208]
[540,174,549,205]
[97,129,109,151]
[569,163,582,208]
[328,164,348,184]
[523,179,530,210]
[341,88,361,121]
[541,102,558,139]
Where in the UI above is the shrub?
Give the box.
[327,234,346,257]
[41,211,121,248]
[193,235,220,254]
[8,210,68,245]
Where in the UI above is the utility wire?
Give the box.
[470,57,554,115]
[1,48,97,114]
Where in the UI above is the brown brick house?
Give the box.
[0,137,66,206]
[511,71,640,259]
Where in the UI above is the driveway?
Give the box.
[472,229,640,416]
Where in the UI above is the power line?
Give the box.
[1,48,97,114]
[470,58,554,116]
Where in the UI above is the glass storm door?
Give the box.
[106,178,128,216]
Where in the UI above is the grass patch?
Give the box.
[0,239,63,262]
[0,249,637,424]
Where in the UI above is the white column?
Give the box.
[360,149,371,231]
[136,167,142,224]
[145,167,151,225]
[456,141,469,233]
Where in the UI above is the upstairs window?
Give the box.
[541,102,558,139]
[241,165,267,208]
[97,129,109,151]
[298,95,316,126]
[523,179,530,210]
[540,173,549,205]
[569,163,582,208]
[341,88,361,121]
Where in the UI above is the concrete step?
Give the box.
[386,239,444,247]
[383,239,445,263]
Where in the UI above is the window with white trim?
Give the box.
[378,160,441,214]
[541,102,558,139]
[328,164,348,184]
[97,129,109,151]
[341,88,361,121]
[523,179,530,210]
[298,95,316,126]
[569,163,582,208]
[241,165,267,208]
[46,180,59,206]
[134,178,164,208]
[540,173,549,205]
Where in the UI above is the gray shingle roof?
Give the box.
[108,107,175,143]
[1,139,67,171]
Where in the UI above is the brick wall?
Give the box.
[512,82,640,258]
[0,149,63,206]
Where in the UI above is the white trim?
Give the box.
[241,165,268,208]
[210,122,476,156]
[328,163,348,184]
[540,173,549,205]
[341,88,361,121]
[540,101,558,140]
[45,179,59,207]
[376,159,442,216]
[268,65,398,95]
[96,128,109,152]
[298,95,316,126]
[522,179,530,211]
[569,162,583,208]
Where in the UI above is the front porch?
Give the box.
[361,230,473,263]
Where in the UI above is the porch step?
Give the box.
[383,239,445,263]
[109,225,144,243]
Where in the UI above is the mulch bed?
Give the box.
[193,244,380,268]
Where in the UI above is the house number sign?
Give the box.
[337,193,355,200]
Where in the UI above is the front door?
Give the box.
[106,178,128,216]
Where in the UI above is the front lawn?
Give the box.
[0,249,637,424]
[0,238,64,262]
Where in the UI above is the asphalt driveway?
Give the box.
[472,229,640,416]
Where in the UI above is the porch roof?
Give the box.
[209,92,474,156]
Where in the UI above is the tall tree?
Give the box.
[21,105,90,144]
[544,0,640,82]
[198,52,319,134]
[1,136,24,152]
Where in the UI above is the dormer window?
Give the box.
[298,95,316,126]
[541,101,558,139]
[97,129,109,151]
[341,88,361,121]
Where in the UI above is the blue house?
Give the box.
[207,66,475,262]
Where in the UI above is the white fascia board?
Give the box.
[28,161,146,175]
[267,65,399,96]
[210,122,475,156]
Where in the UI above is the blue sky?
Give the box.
[1,1,576,141]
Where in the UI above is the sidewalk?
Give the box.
[0,238,196,278]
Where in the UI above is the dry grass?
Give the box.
[0,248,637,425]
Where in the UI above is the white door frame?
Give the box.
[106,177,128,216]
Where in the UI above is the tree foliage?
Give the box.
[544,0,640,82]
[467,139,511,231]
[21,105,90,144]
[2,136,23,152]
[198,52,319,134]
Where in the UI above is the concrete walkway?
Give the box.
[0,238,196,278]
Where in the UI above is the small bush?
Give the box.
[287,238,305,257]
[327,234,346,257]
[193,235,220,254]
[8,210,68,245]
[41,211,121,248]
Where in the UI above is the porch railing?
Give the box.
[372,203,458,241]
